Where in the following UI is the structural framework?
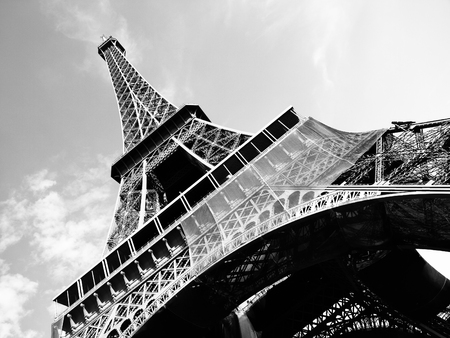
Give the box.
[52,36,450,338]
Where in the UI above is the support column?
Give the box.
[375,137,384,183]
[138,160,148,229]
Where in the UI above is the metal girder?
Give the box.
[52,37,450,338]
[54,186,387,338]
[339,120,450,185]
[287,259,430,338]
[101,55,250,252]
[102,44,177,151]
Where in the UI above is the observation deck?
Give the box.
[52,106,302,335]
[111,105,210,182]
[98,36,126,61]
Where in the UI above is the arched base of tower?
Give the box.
[131,249,450,338]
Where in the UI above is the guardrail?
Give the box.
[119,188,382,338]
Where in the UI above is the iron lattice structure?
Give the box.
[99,37,250,251]
[52,36,450,338]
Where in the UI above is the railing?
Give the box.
[57,185,450,338]
[119,188,382,338]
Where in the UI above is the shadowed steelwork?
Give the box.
[52,37,450,338]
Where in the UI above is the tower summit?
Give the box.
[98,35,177,152]
[98,35,126,61]
[52,36,450,338]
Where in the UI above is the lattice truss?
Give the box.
[292,286,429,338]
[338,121,450,185]
[106,118,249,251]
[58,118,382,338]
[55,37,450,338]
[72,249,192,338]
[186,121,380,266]
[100,41,178,151]
[58,113,450,338]
[98,38,250,251]
[289,254,450,338]
[229,255,443,338]
[70,191,449,338]
[201,246,435,338]
[184,122,250,165]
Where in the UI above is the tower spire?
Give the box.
[98,36,178,152]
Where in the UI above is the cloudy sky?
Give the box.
[2,0,450,337]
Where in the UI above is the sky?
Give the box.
[1,0,450,337]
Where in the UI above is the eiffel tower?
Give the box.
[51,36,450,338]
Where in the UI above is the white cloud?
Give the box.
[0,155,115,282]
[25,169,57,193]
[0,154,115,336]
[0,196,29,251]
[0,170,58,251]
[0,260,39,338]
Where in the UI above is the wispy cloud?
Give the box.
[39,0,145,72]
[304,0,362,89]
[224,0,295,36]
[0,260,39,338]
[0,154,115,282]
[223,0,361,89]
[0,197,29,252]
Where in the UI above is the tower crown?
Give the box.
[97,36,178,152]
[98,36,126,60]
